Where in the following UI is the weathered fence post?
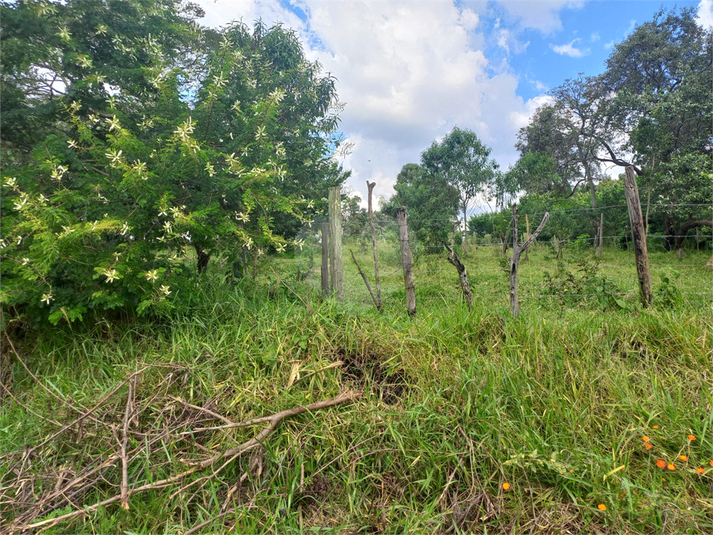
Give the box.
[524,214,530,262]
[321,222,329,298]
[597,212,604,257]
[396,207,416,316]
[328,186,343,302]
[367,181,382,311]
[509,205,550,318]
[623,166,652,306]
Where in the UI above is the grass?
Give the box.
[1,242,712,534]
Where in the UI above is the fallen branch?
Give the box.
[9,391,359,534]
[120,375,135,510]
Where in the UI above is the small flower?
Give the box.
[666,463,675,471]
[58,26,72,41]
[244,237,253,250]
[120,222,129,236]
[102,268,120,283]
[656,459,667,469]
[41,293,54,305]
[105,149,123,165]
[95,23,109,35]
[687,435,696,441]
[3,176,16,188]
[159,285,171,296]
[294,238,304,250]
[76,54,92,68]
[255,125,267,141]
[275,242,286,253]
[235,212,249,223]
[205,162,215,177]
[106,115,121,132]
[642,436,650,442]
[645,443,653,450]
[67,139,78,149]
[710,460,713,467]
[0,239,7,249]
[21,257,30,265]
[652,425,659,429]
[696,467,705,474]
[679,455,688,462]
[502,482,511,491]
[597,504,606,511]
[145,269,159,282]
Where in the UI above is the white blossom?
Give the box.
[41,293,54,305]
[102,268,120,283]
[145,269,159,282]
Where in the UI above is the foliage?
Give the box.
[0,2,345,324]
[420,127,498,228]
[541,258,628,310]
[381,163,459,245]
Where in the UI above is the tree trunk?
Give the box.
[664,214,676,251]
[674,220,713,252]
[396,207,416,316]
[195,245,210,274]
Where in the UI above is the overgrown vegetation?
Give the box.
[2,244,711,534]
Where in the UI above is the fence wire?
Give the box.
[289,205,712,314]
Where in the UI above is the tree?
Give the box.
[382,163,459,246]
[0,2,344,324]
[421,127,498,249]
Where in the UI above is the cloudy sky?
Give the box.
[194,0,712,207]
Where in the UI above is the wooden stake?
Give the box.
[623,166,652,306]
[367,181,382,310]
[321,222,329,298]
[396,207,416,316]
[524,214,530,262]
[597,212,604,257]
[509,205,549,318]
[350,250,380,310]
[328,186,343,302]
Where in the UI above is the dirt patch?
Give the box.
[337,349,408,405]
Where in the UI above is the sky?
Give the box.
[194,0,713,208]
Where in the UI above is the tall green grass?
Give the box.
[1,245,711,534]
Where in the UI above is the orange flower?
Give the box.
[696,467,705,474]
[667,463,676,471]
[645,443,653,450]
[656,459,667,469]
[652,425,659,429]
[597,503,607,511]
[710,460,713,467]
[687,435,696,441]
[679,455,688,462]
[502,482,511,491]
[642,436,650,442]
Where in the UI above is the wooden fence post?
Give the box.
[367,181,382,311]
[509,205,549,318]
[321,222,329,298]
[623,166,652,306]
[328,186,343,302]
[396,207,416,316]
[597,212,604,257]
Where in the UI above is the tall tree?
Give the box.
[421,127,498,249]
[382,163,459,246]
[0,3,345,323]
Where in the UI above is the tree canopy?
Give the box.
[1,0,346,324]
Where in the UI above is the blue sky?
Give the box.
[195,1,711,206]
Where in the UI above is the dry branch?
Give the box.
[8,390,359,534]
[350,249,380,310]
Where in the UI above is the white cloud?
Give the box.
[590,31,600,42]
[493,0,585,34]
[550,38,589,57]
[697,0,713,28]
[194,0,551,202]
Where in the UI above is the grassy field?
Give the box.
[1,242,712,534]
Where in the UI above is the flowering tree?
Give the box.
[1,1,345,324]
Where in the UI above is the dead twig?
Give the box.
[120,375,135,510]
[350,249,380,311]
[9,391,359,534]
